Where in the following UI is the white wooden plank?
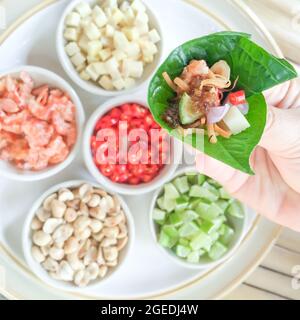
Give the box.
[245,267,300,300]
[225,284,286,300]
[261,245,300,276]
[277,228,300,253]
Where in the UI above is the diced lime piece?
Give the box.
[202,181,219,198]
[169,212,184,226]
[186,172,197,184]
[175,195,189,210]
[155,219,166,226]
[179,238,190,247]
[176,245,191,258]
[220,225,235,245]
[201,217,224,234]
[153,208,166,221]
[219,187,231,200]
[188,199,201,210]
[210,231,220,242]
[207,178,221,188]
[190,231,213,251]
[159,226,179,248]
[163,197,176,212]
[182,210,198,223]
[197,174,206,185]
[216,199,229,212]
[189,185,218,202]
[156,196,165,210]
[164,183,180,199]
[195,202,210,216]
[178,222,199,237]
[227,200,244,218]
[187,250,204,264]
[208,241,228,260]
[197,203,222,221]
[173,176,189,194]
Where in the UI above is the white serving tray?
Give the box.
[0,0,282,300]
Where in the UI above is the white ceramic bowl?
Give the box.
[83,95,183,195]
[56,0,163,96]
[22,180,135,292]
[149,166,248,269]
[0,65,85,182]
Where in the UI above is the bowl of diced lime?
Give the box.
[149,166,247,269]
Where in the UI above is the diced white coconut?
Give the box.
[85,22,101,40]
[112,78,125,90]
[105,57,122,80]
[87,55,98,64]
[76,63,86,72]
[99,48,112,61]
[75,2,92,18]
[111,8,125,26]
[140,40,158,56]
[120,1,130,12]
[222,106,250,135]
[122,27,139,41]
[142,54,154,64]
[123,8,135,25]
[125,42,140,59]
[122,60,143,78]
[65,42,80,56]
[124,77,136,89]
[105,24,115,37]
[71,52,86,67]
[78,34,89,52]
[80,70,91,81]
[112,49,127,61]
[113,31,129,50]
[85,64,99,81]
[92,5,108,28]
[99,75,114,90]
[135,11,149,26]
[87,40,102,57]
[131,0,146,13]
[65,12,81,27]
[148,29,161,43]
[64,28,78,41]
[91,62,107,76]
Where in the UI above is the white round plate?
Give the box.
[0,0,282,300]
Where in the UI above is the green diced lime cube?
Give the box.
[207,178,221,188]
[189,185,218,202]
[175,196,189,211]
[178,222,199,237]
[182,210,198,223]
[202,181,219,198]
[173,176,189,194]
[153,208,166,221]
[197,203,222,221]
[187,251,200,264]
[159,226,179,248]
[176,245,191,258]
[188,199,201,210]
[227,200,244,218]
[208,241,228,260]
[216,199,229,212]
[157,196,165,210]
[219,187,231,200]
[164,183,180,199]
[210,231,220,242]
[220,225,235,245]
[190,231,213,251]
[163,197,176,212]
[179,238,190,247]
[186,172,197,184]
[197,174,206,185]
[169,212,184,226]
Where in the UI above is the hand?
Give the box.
[196,78,300,231]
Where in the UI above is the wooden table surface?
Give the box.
[0,0,299,301]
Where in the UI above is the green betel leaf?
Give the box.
[148,31,297,174]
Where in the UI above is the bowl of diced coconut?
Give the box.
[56,0,163,96]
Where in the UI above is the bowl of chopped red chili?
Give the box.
[83,95,182,195]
